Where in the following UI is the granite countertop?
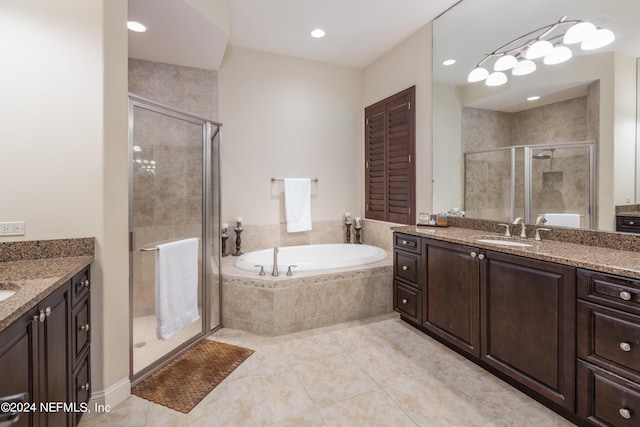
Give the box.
[0,237,95,332]
[0,256,93,330]
[617,211,640,217]
[393,226,640,280]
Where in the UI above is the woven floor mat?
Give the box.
[132,339,254,413]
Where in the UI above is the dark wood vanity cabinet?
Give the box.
[423,239,480,358]
[480,251,576,411]
[577,269,640,426]
[0,266,90,427]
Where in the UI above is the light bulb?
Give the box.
[485,72,507,86]
[544,46,573,65]
[467,67,489,83]
[563,22,596,44]
[127,21,147,32]
[494,55,518,71]
[525,40,553,59]
[310,28,326,38]
[512,60,536,76]
[581,28,615,50]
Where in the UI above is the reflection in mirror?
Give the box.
[432,0,640,231]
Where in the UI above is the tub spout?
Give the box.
[272,247,279,276]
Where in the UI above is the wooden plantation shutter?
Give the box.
[365,86,415,224]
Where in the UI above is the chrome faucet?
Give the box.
[272,247,279,276]
[512,217,527,238]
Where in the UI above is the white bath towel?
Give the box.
[155,238,200,340]
[544,213,580,228]
[284,178,312,232]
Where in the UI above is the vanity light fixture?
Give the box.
[467,16,614,86]
[127,21,147,32]
[310,28,326,38]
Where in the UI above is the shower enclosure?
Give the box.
[128,95,222,382]
[464,142,596,228]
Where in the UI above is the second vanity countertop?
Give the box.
[393,225,640,280]
[0,255,93,331]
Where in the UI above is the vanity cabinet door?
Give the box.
[480,251,576,411]
[423,239,480,358]
[0,308,39,427]
[38,282,72,427]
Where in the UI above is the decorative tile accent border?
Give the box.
[615,204,640,216]
[0,237,95,262]
[446,217,640,253]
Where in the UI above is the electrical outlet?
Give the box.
[0,221,25,236]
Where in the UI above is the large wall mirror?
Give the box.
[432,0,640,231]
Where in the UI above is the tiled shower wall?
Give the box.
[129,59,218,317]
[462,81,600,227]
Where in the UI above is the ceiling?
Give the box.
[128,0,461,70]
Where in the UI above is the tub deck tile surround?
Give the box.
[221,254,393,336]
[0,237,95,331]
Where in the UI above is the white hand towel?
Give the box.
[155,238,200,340]
[544,213,580,228]
[284,178,312,232]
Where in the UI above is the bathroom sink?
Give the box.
[476,239,533,248]
[0,282,19,303]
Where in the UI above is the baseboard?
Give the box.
[88,377,131,409]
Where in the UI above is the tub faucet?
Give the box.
[513,217,527,238]
[272,247,279,276]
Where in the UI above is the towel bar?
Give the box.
[140,238,201,252]
[271,178,318,182]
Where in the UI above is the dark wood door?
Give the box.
[423,239,480,357]
[480,251,576,410]
[39,283,72,427]
[0,307,38,427]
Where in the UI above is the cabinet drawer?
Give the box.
[393,281,421,324]
[578,361,640,427]
[394,233,421,254]
[394,250,421,287]
[578,301,640,383]
[616,216,640,234]
[578,269,640,316]
[71,267,90,304]
[72,296,90,365]
[73,349,91,426]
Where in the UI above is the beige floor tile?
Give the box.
[482,399,576,427]
[80,395,149,427]
[292,353,379,408]
[270,409,326,427]
[384,374,497,427]
[318,389,418,427]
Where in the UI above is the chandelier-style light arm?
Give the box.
[473,16,582,68]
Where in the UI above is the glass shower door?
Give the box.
[129,97,220,380]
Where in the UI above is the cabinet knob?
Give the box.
[620,291,632,301]
[470,252,477,258]
[478,254,486,260]
[620,342,631,352]
[80,383,90,391]
[619,408,631,419]
[402,265,408,271]
[402,299,408,304]
[402,240,408,245]
[629,221,635,225]
[45,307,51,317]
[39,310,46,323]
[83,279,90,288]
[80,323,90,332]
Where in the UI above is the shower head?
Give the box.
[533,149,554,160]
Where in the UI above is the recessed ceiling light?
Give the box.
[443,59,456,66]
[127,21,147,32]
[527,96,540,101]
[310,28,326,38]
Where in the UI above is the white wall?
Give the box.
[363,23,433,215]
[219,46,363,225]
[0,0,130,405]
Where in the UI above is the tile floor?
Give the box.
[81,313,576,427]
